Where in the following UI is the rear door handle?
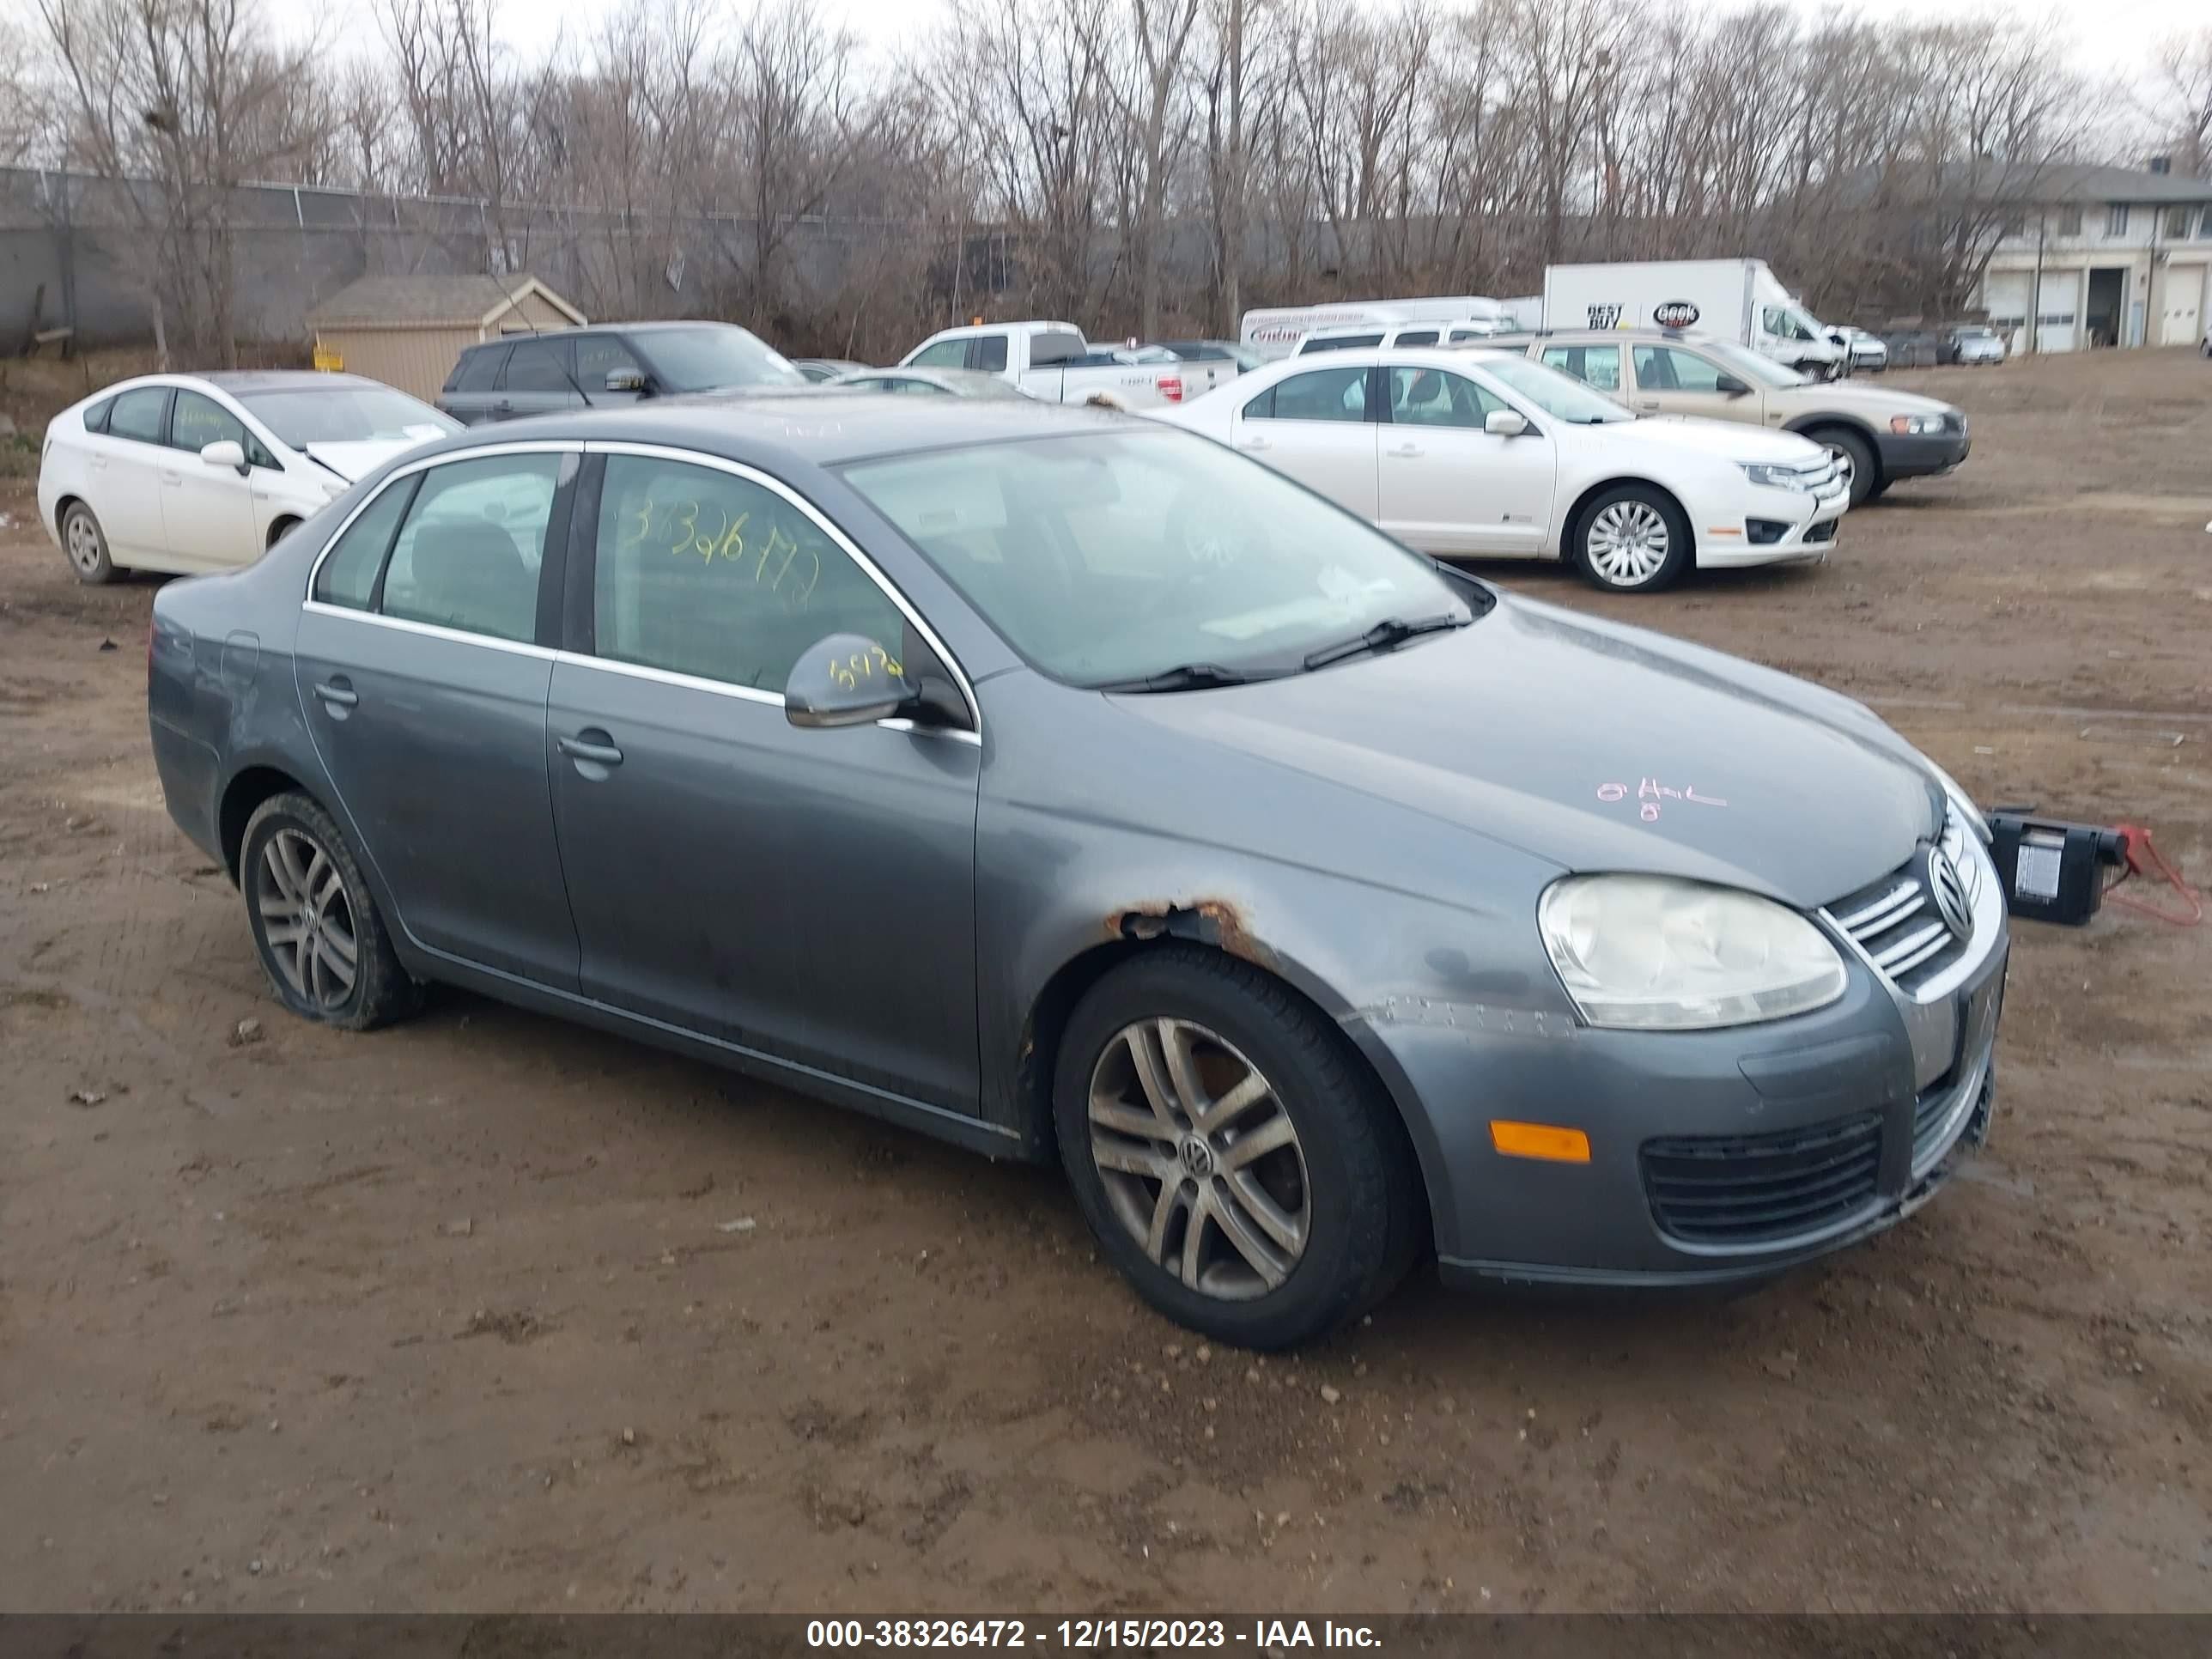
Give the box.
[1386,444,1424,459]
[160,470,183,485]
[557,732,624,768]
[1635,399,1660,411]
[312,677,358,709]
[1237,435,1272,452]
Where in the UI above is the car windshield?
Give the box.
[1700,340,1808,388]
[631,326,807,392]
[1957,328,1996,340]
[238,386,459,447]
[1480,356,1635,423]
[841,429,1477,688]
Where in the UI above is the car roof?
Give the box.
[86,370,391,399]
[461,320,762,349]
[391,390,1138,471]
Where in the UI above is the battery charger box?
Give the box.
[1987,813,2124,926]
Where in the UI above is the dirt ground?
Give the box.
[1,348,2208,1617]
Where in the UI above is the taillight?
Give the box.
[1159,376,1183,403]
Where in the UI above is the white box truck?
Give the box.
[1238,296,1509,361]
[1540,260,1844,378]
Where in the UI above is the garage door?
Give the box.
[2160,264,2206,347]
[1984,272,2032,352]
[2033,271,2080,353]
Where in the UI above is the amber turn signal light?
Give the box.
[1489,1120,1592,1163]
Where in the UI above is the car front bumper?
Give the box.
[1876,428,1971,480]
[1696,481,1850,569]
[1352,849,2010,1289]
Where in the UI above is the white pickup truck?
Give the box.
[898,321,1188,410]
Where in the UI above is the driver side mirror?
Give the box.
[785,632,914,730]
[1715,374,1751,397]
[198,439,247,475]
[605,368,648,394]
[1484,409,1529,438]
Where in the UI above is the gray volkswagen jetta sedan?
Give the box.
[147,395,2008,1348]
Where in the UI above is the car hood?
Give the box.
[301,437,441,482]
[1599,416,1824,464]
[1114,594,1940,909]
[1774,381,1955,420]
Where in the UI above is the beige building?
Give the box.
[305,275,587,400]
[1972,162,2211,354]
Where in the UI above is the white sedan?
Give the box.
[38,371,459,583]
[1158,348,1849,592]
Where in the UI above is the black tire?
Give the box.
[59,500,118,585]
[1054,946,1422,1349]
[1568,483,1692,593]
[1814,428,1879,507]
[240,791,420,1031]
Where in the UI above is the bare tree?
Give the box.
[2146,27,2212,177]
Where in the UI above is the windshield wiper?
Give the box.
[1096,661,1263,694]
[1301,612,1469,672]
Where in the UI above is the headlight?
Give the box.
[1538,875,1847,1030]
[1923,760,1989,843]
[1889,414,1948,434]
[1740,461,1807,490]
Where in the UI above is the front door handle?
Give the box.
[1236,435,1272,452]
[1636,399,1660,411]
[312,677,357,708]
[1386,443,1424,459]
[493,398,514,415]
[160,470,183,485]
[558,732,624,768]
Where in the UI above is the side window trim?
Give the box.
[302,441,586,658]
[568,440,981,738]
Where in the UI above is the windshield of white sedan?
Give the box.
[842,431,1477,688]
[1480,356,1634,423]
[240,386,459,447]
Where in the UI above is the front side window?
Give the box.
[842,430,1475,689]
[1388,367,1504,428]
[971,334,1010,373]
[1540,343,1622,392]
[1482,356,1632,423]
[106,386,171,444]
[909,338,969,369]
[592,455,904,693]
[501,340,574,393]
[380,454,562,642]
[575,333,645,386]
[313,475,420,610]
[167,390,249,456]
[631,325,805,392]
[1632,344,1726,394]
[1264,365,1370,422]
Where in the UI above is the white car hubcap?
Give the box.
[65,514,101,574]
[1587,501,1669,586]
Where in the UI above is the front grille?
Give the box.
[1822,805,1981,997]
[1642,1113,1883,1246]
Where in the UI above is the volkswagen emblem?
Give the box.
[1925,847,1972,941]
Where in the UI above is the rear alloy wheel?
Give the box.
[240,792,420,1030]
[61,501,116,585]
[1055,948,1421,1348]
[1572,485,1690,592]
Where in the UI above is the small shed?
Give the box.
[305,275,587,401]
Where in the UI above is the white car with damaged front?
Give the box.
[38,371,459,584]
[1158,347,1849,592]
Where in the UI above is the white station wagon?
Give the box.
[38,371,459,583]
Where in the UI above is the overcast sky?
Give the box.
[201,0,2203,82]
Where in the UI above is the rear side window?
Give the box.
[380,454,563,642]
[501,340,573,393]
[1542,343,1623,392]
[592,455,904,692]
[313,475,420,610]
[970,334,1010,373]
[1299,333,1382,354]
[1267,366,1370,422]
[450,347,506,392]
[82,398,114,434]
[107,386,171,444]
[1393,329,1439,347]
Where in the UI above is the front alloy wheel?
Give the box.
[1087,1018,1310,1299]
